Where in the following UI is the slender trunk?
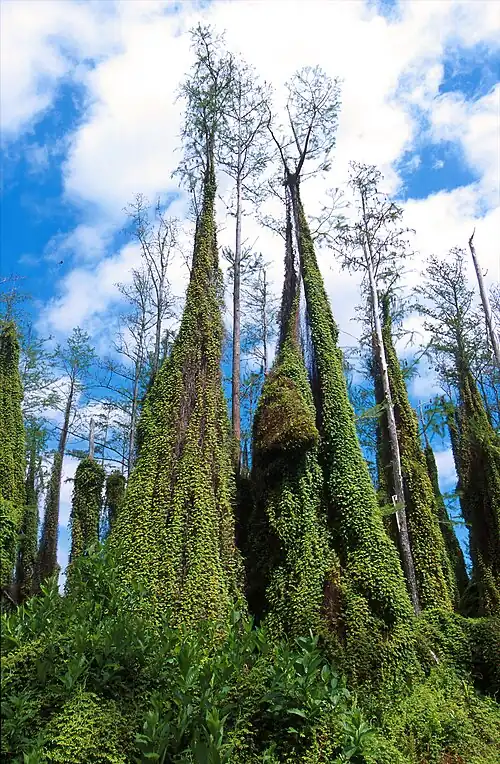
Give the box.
[35,379,74,587]
[365,242,420,614]
[101,410,109,467]
[15,441,38,601]
[89,418,95,459]
[232,162,243,468]
[469,230,500,366]
[153,286,164,379]
[128,352,142,477]
[262,269,268,374]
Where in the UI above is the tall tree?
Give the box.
[15,419,46,602]
[378,296,453,610]
[111,24,243,626]
[35,328,95,589]
[417,250,500,614]
[331,162,420,612]
[0,322,26,590]
[218,59,270,468]
[247,196,332,636]
[269,69,418,683]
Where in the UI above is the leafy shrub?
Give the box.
[1,546,374,763]
[1,546,499,764]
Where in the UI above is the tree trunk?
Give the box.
[469,230,500,367]
[262,269,268,374]
[128,353,142,477]
[153,286,164,379]
[365,245,420,614]
[232,163,243,468]
[35,379,74,588]
[89,418,95,459]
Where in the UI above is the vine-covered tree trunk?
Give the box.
[380,300,453,611]
[290,187,418,685]
[15,439,39,601]
[456,373,500,614]
[0,322,26,589]
[68,457,105,567]
[424,442,469,605]
[111,162,243,626]
[247,197,333,636]
[104,471,126,534]
[231,165,243,469]
[35,382,74,589]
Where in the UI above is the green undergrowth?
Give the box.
[2,546,499,764]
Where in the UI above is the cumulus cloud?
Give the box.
[3,1,499,367]
[16,0,494,343]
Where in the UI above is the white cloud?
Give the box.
[434,447,457,493]
[3,0,498,378]
[429,85,500,204]
[404,187,500,287]
[0,0,121,135]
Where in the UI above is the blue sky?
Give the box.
[1,0,499,577]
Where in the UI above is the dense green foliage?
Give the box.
[424,443,469,605]
[455,372,500,614]
[2,36,499,764]
[293,193,421,688]
[15,424,46,603]
[111,165,243,626]
[103,471,126,533]
[380,301,454,610]
[2,546,499,764]
[247,224,333,637]
[68,458,106,567]
[0,322,26,588]
[34,451,63,590]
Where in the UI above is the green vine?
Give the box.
[248,217,333,636]
[111,164,244,627]
[380,299,453,611]
[104,471,126,533]
[68,457,105,567]
[0,322,25,588]
[294,193,419,687]
[454,374,500,615]
[424,443,469,605]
